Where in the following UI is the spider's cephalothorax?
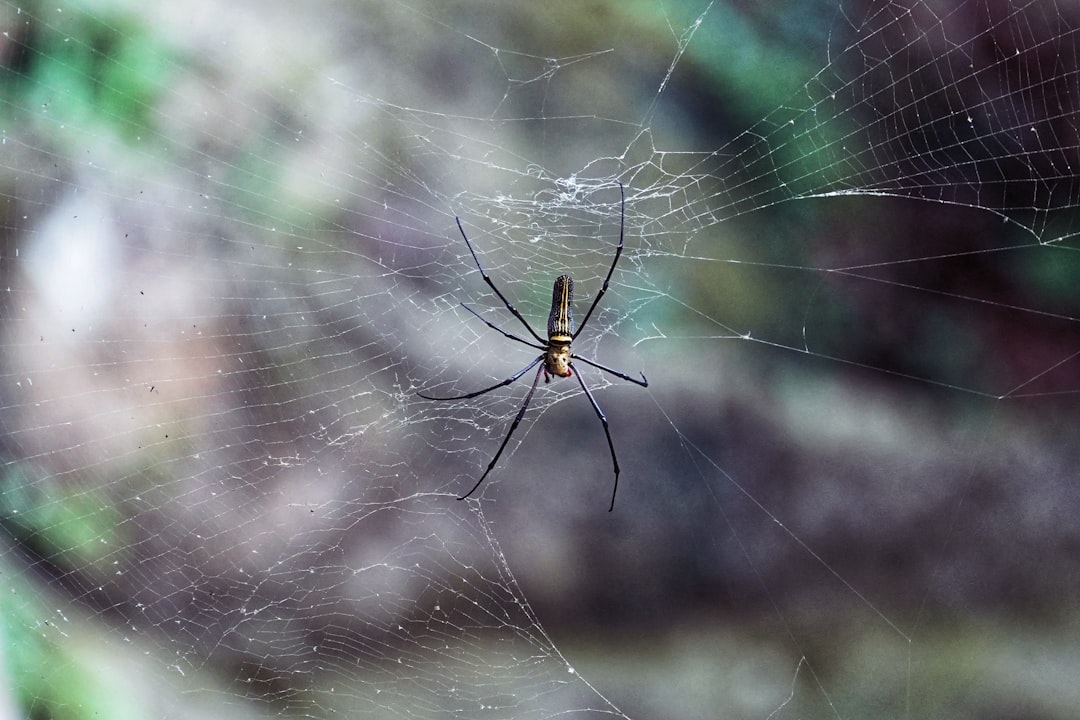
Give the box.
[544,275,574,380]
[417,183,647,511]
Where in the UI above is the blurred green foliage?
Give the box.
[1,555,142,720]
[10,5,173,143]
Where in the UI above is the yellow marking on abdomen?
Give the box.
[547,275,575,339]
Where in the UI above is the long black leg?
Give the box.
[571,353,648,387]
[418,355,543,401]
[459,363,546,501]
[574,182,625,340]
[456,218,547,346]
[572,365,621,512]
[460,303,545,351]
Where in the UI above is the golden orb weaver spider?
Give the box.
[418,183,648,511]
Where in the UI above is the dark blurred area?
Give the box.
[2,1,1079,719]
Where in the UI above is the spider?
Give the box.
[418,183,648,511]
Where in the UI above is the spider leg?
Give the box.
[571,352,648,387]
[571,365,621,512]
[460,303,545,351]
[417,355,544,401]
[459,362,546,501]
[574,182,625,340]
[456,218,547,346]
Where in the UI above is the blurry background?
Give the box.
[2,1,1079,718]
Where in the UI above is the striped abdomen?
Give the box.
[547,275,574,340]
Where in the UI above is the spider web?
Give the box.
[2,1,1079,718]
